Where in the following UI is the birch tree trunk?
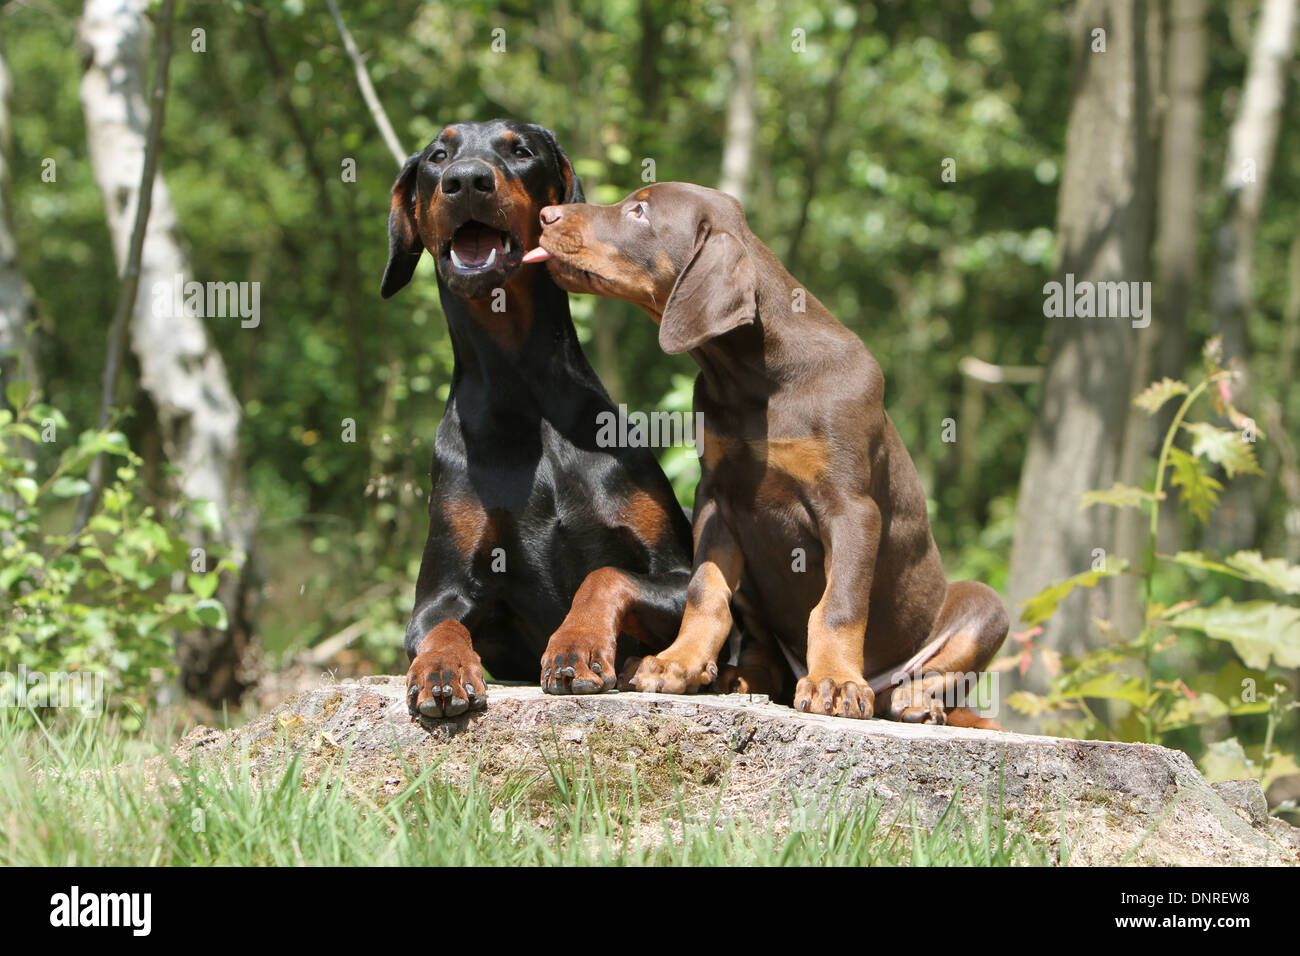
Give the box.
[717,3,756,205]
[1206,0,1297,553]
[0,37,38,398]
[79,0,257,703]
[1006,0,1160,706]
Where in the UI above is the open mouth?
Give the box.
[444,221,518,274]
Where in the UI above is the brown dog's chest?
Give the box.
[703,431,830,642]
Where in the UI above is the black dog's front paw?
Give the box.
[406,621,488,718]
[540,627,617,695]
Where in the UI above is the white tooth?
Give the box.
[451,248,465,269]
[503,236,513,253]
[484,248,497,268]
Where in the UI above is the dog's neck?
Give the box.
[438,267,609,423]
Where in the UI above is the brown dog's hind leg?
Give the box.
[716,613,790,698]
[875,580,1008,728]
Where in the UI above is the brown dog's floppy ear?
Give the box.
[527,125,584,203]
[659,229,757,354]
[381,152,424,299]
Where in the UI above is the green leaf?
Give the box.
[187,572,219,600]
[1199,737,1255,784]
[12,477,38,506]
[1005,690,1057,717]
[1223,551,1300,595]
[1162,690,1229,730]
[1167,447,1221,524]
[191,599,228,630]
[1080,482,1158,511]
[1067,672,1148,707]
[191,499,222,533]
[1017,559,1129,626]
[4,380,32,410]
[1170,598,1300,668]
[49,477,92,498]
[1181,422,1262,479]
[1174,550,1300,594]
[1133,377,1188,413]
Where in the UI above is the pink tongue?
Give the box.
[522,246,550,263]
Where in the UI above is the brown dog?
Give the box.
[523,182,1008,727]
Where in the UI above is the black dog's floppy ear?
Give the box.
[528,124,584,204]
[381,152,424,299]
[659,228,757,355]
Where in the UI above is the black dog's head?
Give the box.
[381,120,583,301]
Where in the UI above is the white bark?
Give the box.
[0,38,38,392]
[78,0,255,698]
[1206,0,1297,552]
[718,7,756,205]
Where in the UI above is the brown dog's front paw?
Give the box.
[541,628,617,695]
[618,653,717,694]
[794,675,873,719]
[406,622,488,719]
[886,679,946,724]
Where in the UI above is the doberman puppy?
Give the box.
[381,122,693,719]
[524,182,1009,727]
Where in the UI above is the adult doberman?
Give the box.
[381,122,693,719]
[524,182,1008,727]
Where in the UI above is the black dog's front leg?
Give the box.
[539,566,690,694]
[405,585,487,719]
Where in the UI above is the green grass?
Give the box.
[0,707,1056,866]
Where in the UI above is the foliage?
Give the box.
[1008,340,1298,792]
[3,1,1300,722]
[0,382,236,727]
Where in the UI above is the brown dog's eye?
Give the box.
[513,146,532,158]
[431,149,447,162]
[628,201,649,221]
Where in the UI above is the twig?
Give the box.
[324,0,406,166]
[785,7,869,270]
[958,356,1044,385]
[73,0,177,536]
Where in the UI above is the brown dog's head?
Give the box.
[381,120,582,301]
[528,182,757,354]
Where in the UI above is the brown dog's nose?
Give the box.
[441,159,495,196]
[539,205,564,225]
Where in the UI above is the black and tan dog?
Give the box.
[382,122,693,719]
[524,182,1008,726]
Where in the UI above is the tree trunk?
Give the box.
[1007,0,1160,705]
[1205,0,1297,553]
[0,37,38,400]
[717,3,756,205]
[78,0,257,704]
[1144,0,1206,556]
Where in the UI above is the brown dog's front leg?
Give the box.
[795,497,881,719]
[620,497,741,694]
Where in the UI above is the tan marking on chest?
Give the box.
[702,429,830,484]
[618,488,671,546]
[442,497,497,557]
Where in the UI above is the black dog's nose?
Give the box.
[441,159,495,196]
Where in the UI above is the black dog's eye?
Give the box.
[430,149,447,162]
[628,201,649,221]
[512,146,533,158]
